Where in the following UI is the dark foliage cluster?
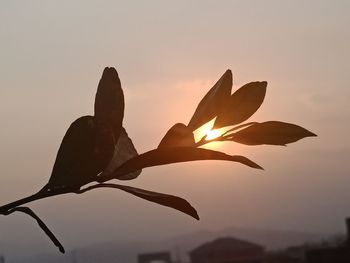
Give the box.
[0,68,316,253]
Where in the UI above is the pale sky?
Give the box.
[0,0,349,257]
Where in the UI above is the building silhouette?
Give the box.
[305,218,350,263]
[137,218,350,263]
[138,251,172,263]
[189,237,265,263]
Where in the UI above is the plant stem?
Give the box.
[194,136,224,147]
[0,186,72,215]
[0,122,256,214]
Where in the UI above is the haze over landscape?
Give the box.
[0,1,349,261]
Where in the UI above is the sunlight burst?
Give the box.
[205,129,222,140]
[193,118,223,142]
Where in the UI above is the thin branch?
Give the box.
[194,136,224,147]
[0,187,73,215]
[4,207,65,253]
[0,123,260,219]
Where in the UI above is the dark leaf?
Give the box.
[214,81,267,128]
[188,70,232,130]
[49,116,107,189]
[102,127,142,180]
[108,147,262,179]
[158,123,195,148]
[229,121,317,145]
[8,207,65,253]
[79,183,199,220]
[94,67,124,142]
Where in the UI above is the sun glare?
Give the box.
[206,129,221,140]
[193,118,223,142]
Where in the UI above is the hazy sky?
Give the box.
[0,0,349,257]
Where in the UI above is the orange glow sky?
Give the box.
[0,0,349,257]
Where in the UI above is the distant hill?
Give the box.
[13,226,328,263]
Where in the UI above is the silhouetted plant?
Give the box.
[0,67,316,253]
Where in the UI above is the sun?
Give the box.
[193,118,223,142]
[205,129,222,140]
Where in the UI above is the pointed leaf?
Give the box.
[79,183,199,220]
[8,207,65,253]
[49,116,110,189]
[102,127,142,180]
[188,70,232,130]
[94,67,124,142]
[229,121,317,145]
[214,81,267,128]
[158,123,195,148]
[108,147,262,179]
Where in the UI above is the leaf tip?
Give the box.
[256,81,268,95]
[309,131,317,137]
[259,81,268,93]
[192,210,200,220]
[187,204,200,220]
[301,128,317,140]
[254,163,264,170]
[252,81,268,89]
[225,69,232,76]
[101,67,119,82]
